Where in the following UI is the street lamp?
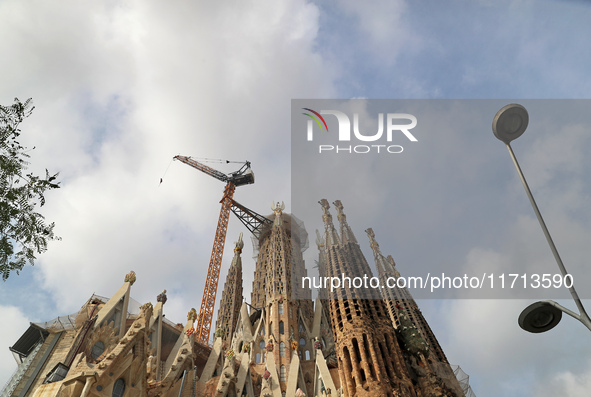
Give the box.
[492,103,591,333]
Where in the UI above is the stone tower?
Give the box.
[319,199,417,397]
[215,233,245,348]
[249,201,316,395]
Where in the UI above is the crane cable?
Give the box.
[161,156,247,185]
[159,157,174,186]
[191,157,246,164]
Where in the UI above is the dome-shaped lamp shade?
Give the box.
[493,104,529,144]
[518,301,562,333]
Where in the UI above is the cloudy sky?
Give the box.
[2,0,591,395]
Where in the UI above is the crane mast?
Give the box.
[173,155,254,346]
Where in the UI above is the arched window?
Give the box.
[279,321,284,335]
[112,378,125,397]
[299,337,306,347]
[260,340,265,350]
[256,353,261,363]
[280,365,286,382]
[279,342,285,357]
[278,302,284,315]
[90,341,105,361]
[305,350,310,361]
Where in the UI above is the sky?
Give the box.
[1,0,591,395]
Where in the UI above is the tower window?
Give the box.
[279,302,284,315]
[280,342,285,357]
[279,321,284,335]
[90,341,105,361]
[112,378,125,397]
[280,365,286,382]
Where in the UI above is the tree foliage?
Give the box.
[0,98,60,280]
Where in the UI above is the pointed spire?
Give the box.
[215,233,244,346]
[333,200,358,245]
[319,199,340,246]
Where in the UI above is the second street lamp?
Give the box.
[492,103,591,334]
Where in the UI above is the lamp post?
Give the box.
[492,103,591,333]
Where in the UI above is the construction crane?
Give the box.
[173,155,255,346]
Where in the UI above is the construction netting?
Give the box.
[33,313,79,332]
[451,364,477,397]
[250,212,309,260]
[33,293,159,333]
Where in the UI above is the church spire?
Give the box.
[215,233,244,347]
[319,199,340,246]
[333,200,358,245]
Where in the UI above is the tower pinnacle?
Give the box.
[215,233,244,347]
[333,200,358,245]
[319,199,340,246]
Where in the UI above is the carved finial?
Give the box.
[215,327,226,339]
[271,201,285,214]
[124,271,136,285]
[187,308,197,322]
[140,302,153,320]
[157,289,167,304]
[234,232,244,254]
[271,201,285,226]
[386,255,396,268]
[365,228,379,251]
[319,199,330,212]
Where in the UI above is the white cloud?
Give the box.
[338,0,414,65]
[535,363,591,397]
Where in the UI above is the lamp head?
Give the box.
[493,103,529,144]
[518,301,562,333]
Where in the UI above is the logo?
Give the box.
[302,108,417,154]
